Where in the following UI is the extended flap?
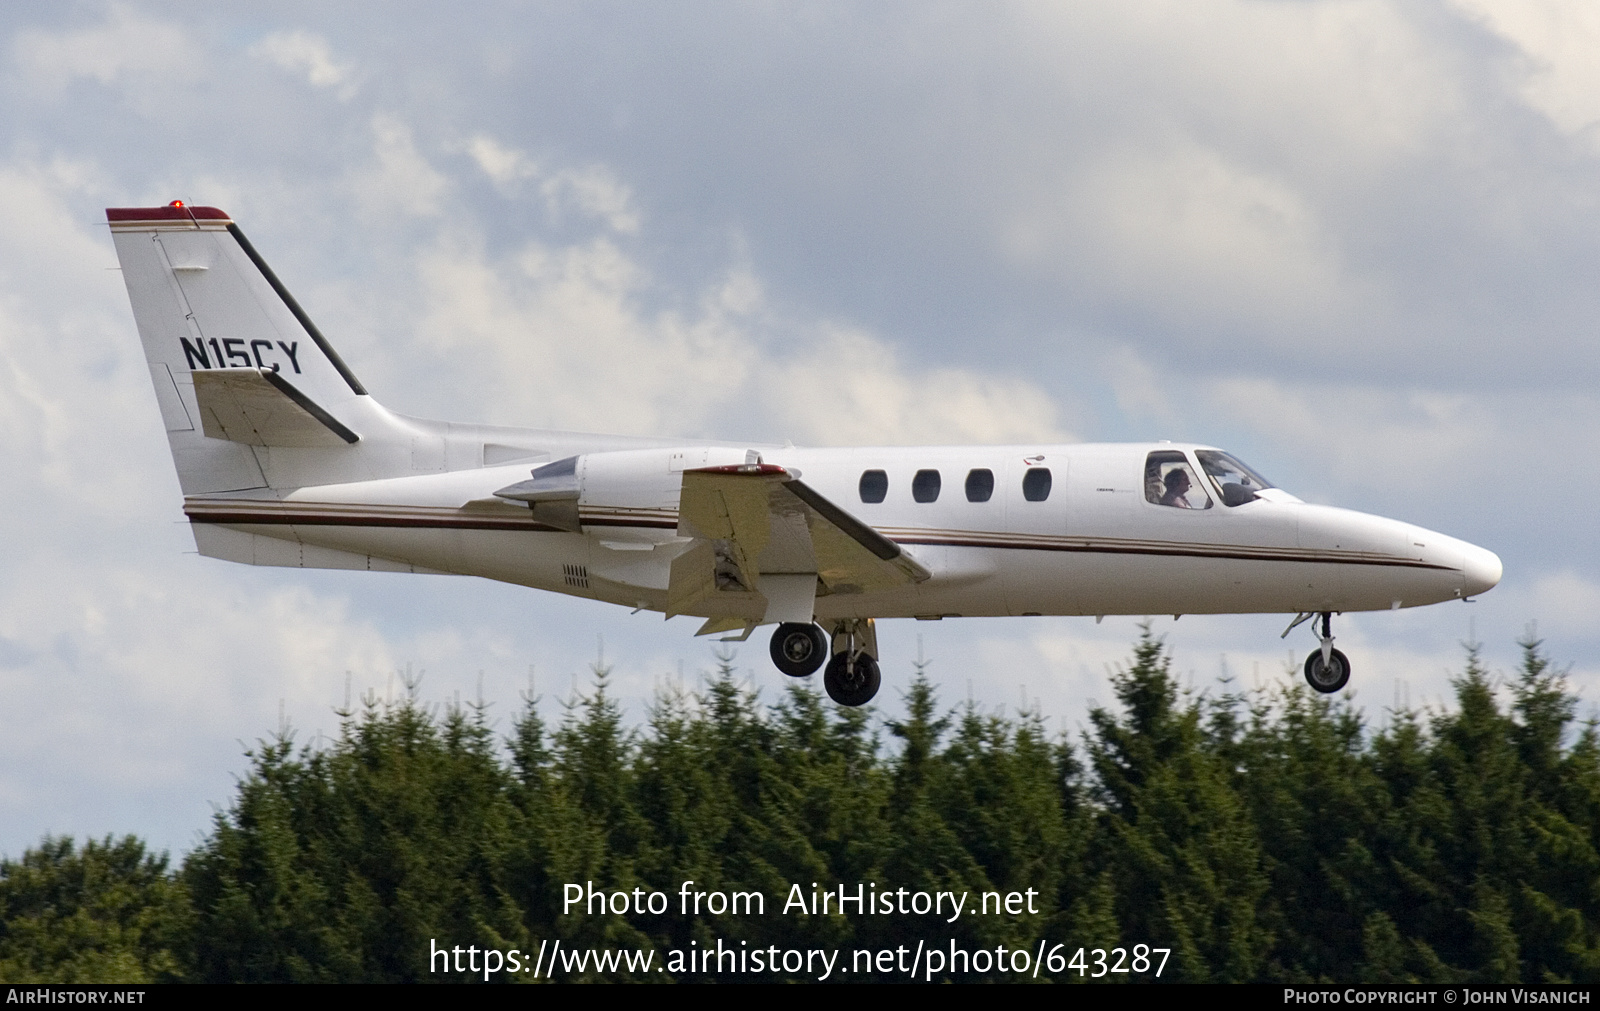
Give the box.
[192,367,358,447]
[667,464,927,620]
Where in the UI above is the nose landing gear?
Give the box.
[1303,644,1350,694]
[1284,611,1351,694]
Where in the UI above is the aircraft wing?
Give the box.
[192,367,358,447]
[667,464,928,625]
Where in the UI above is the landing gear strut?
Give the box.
[823,652,881,707]
[769,622,828,677]
[824,618,882,707]
[1285,611,1350,694]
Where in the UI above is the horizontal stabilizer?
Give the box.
[193,367,358,447]
[492,455,581,531]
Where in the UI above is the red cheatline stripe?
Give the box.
[189,512,566,533]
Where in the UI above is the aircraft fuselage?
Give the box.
[185,439,1500,622]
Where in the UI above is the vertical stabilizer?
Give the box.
[108,202,377,493]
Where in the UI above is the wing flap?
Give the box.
[192,367,358,447]
[787,478,930,587]
[666,465,927,621]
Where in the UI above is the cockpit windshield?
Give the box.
[1195,450,1274,507]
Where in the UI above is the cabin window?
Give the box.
[859,469,888,503]
[1145,450,1212,510]
[965,468,994,502]
[1195,449,1273,507]
[1021,467,1052,502]
[912,469,941,503]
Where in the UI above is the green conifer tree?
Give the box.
[1085,625,1271,982]
[0,836,190,983]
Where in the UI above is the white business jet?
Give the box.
[108,203,1502,706]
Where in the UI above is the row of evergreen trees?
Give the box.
[2,628,1597,982]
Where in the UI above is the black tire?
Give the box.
[1303,648,1351,693]
[823,652,881,707]
[770,622,828,677]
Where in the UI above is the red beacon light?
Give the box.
[169,200,185,208]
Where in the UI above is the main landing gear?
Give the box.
[767,619,881,707]
[824,651,881,708]
[1283,611,1350,694]
[770,622,828,677]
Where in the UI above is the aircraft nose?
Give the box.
[1461,543,1503,597]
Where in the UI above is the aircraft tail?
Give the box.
[108,202,404,494]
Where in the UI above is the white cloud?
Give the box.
[356,114,449,218]
[1103,345,1184,433]
[468,134,640,234]
[12,4,197,95]
[0,563,396,729]
[1450,0,1600,147]
[1013,2,1457,180]
[762,324,1070,446]
[541,165,641,235]
[406,186,1064,445]
[1501,571,1600,640]
[468,134,539,189]
[1006,139,1364,344]
[1202,375,1500,495]
[0,160,171,514]
[250,29,357,97]
[412,230,756,434]
[973,2,1481,362]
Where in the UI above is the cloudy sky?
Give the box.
[2,1,1596,858]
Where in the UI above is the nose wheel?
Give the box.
[1284,611,1351,694]
[1303,646,1350,693]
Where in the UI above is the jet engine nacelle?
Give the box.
[495,446,760,532]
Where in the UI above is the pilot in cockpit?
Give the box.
[1159,468,1193,508]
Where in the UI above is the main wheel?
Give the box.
[1303,648,1351,693]
[770,622,828,677]
[823,652,881,707]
